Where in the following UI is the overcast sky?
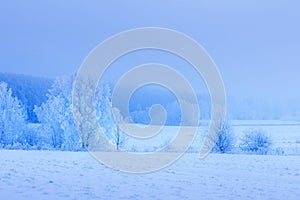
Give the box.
[0,0,299,101]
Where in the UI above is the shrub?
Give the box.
[240,128,272,155]
[212,121,235,153]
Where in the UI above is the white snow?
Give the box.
[1,120,300,199]
[1,150,300,200]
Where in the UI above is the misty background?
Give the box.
[1,0,300,121]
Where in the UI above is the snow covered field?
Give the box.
[1,150,300,200]
[112,120,300,155]
[1,121,300,200]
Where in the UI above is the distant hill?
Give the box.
[0,73,53,122]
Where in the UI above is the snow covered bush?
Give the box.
[212,121,235,153]
[240,128,272,155]
[0,82,27,147]
[24,123,53,150]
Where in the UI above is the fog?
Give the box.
[1,0,299,104]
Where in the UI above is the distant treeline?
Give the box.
[0,73,53,122]
[0,72,299,124]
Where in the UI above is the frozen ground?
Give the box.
[1,150,300,200]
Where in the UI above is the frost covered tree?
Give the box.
[95,83,126,150]
[34,75,82,150]
[73,75,126,151]
[212,121,234,153]
[112,108,127,150]
[201,115,235,154]
[0,82,27,147]
[36,75,122,151]
[73,76,107,150]
[0,73,53,122]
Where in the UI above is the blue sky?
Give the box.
[0,0,299,101]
